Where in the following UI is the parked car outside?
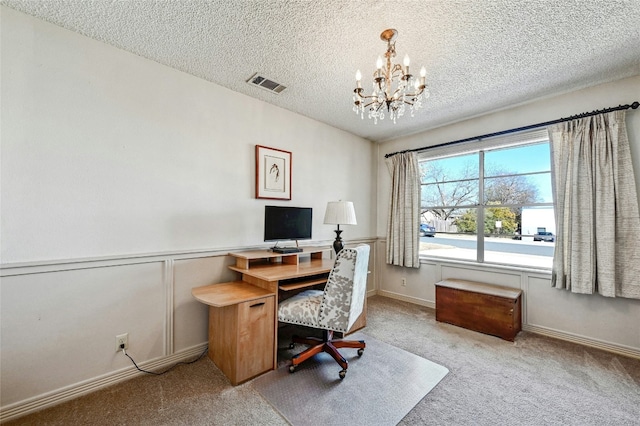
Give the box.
[533,231,555,242]
[419,224,436,237]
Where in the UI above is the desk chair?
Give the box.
[278,244,370,379]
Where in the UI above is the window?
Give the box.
[419,130,554,268]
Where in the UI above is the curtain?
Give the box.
[386,152,420,268]
[549,110,640,299]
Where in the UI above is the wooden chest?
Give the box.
[435,279,522,341]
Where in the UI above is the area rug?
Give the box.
[251,332,449,426]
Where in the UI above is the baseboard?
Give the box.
[0,343,208,423]
[522,324,640,360]
[376,290,436,309]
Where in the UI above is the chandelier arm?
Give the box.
[358,92,383,99]
[362,100,379,109]
[403,89,424,98]
[359,101,376,107]
[364,100,383,111]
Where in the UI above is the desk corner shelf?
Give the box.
[228,246,332,270]
[228,247,335,294]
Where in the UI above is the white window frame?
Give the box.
[418,129,553,267]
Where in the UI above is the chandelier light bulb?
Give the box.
[352,29,429,124]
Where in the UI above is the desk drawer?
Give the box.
[209,295,275,385]
[237,296,275,381]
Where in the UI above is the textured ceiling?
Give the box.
[3,0,640,143]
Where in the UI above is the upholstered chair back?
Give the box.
[317,244,370,333]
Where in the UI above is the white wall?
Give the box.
[1,6,375,264]
[376,75,640,357]
[0,7,377,419]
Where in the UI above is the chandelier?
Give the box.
[353,29,429,124]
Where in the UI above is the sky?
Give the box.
[422,142,553,203]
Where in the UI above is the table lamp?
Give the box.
[323,201,357,254]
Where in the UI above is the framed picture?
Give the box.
[255,145,292,200]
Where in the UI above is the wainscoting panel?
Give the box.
[173,255,237,352]
[375,244,439,304]
[1,262,166,407]
[524,275,640,358]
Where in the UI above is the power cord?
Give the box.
[120,344,208,376]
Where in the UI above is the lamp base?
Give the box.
[332,229,343,254]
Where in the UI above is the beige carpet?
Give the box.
[252,331,448,426]
[5,296,640,425]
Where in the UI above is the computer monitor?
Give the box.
[264,206,312,245]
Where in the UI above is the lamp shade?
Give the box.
[323,201,357,225]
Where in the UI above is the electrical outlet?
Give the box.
[116,333,128,352]
[401,278,407,287]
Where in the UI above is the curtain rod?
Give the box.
[384,101,640,159]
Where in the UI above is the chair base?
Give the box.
[289,330,365,379]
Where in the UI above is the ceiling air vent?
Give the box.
[247,73,287,94]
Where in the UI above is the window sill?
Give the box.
[419,253,552,276]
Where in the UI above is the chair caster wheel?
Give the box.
[357,348,364,357]
[289,365,296,373]
[339,369,346,379]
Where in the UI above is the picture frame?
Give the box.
[255,145,292,200]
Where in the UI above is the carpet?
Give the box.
[251,332,449,426]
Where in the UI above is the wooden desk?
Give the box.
[192,247,367,384]
[227,248,335,370]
